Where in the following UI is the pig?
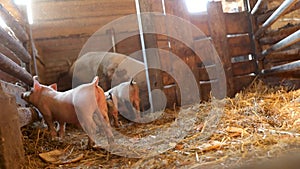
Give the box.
[105,92,119,127]
[21,76,113,147]
[105,79,140,125]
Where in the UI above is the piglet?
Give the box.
[21,76,113,147]
[105,79,140,126]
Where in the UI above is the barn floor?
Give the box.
[21,81,300,169]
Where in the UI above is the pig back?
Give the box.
[69,52,129,91]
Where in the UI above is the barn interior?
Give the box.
[0,0,299,168]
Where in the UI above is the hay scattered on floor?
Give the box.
[22,80,300,168]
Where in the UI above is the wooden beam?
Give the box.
[260,23,300,45]
[0,4,29,42]
[265,48,300,63]
[262,60,300,75]
[17,107,42,127]
[0,0,26,26]
[207,1,234,97]
[0,53,33,86]
[256,1,300,25]
[232,60,257,76]
[225,12,251,34]
[31,15,137,40]
[228,34,252,57]
[261,30,300,58]
[0,27,31,63]
[31,0,136,22]
[255,0,298,37]
[0,80,27,107]
[0,44,21,65]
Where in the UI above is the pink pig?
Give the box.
[21,76,113,146]
[105,79,140,126]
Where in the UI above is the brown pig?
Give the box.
[105,79,140,125]
[21,76,113,146]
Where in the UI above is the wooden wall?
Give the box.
[29,0,256,107]
[31,0,138,86]
[149,0,255,106]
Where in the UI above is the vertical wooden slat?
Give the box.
[207,1,234,97]
[138,0,164,110]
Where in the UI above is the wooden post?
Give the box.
[207,1,234,97]
[0,87,25,169]
[137,0,164,111]
[0,27,31,63]
[0,53,33,86]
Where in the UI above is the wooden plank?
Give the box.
[162,72,175,86]
[225,12,251,34]
[233,75,256,93]
[0,70,19,84]
[0,0,26,26]
[255,0,298,37]
[0,44,21,65]
[262,60,300,75]
[259,23,300,45]
[0,53,33,86]
[0,4,28,42]
[32,0,136,22]
[31,15,132,39]
[17,107,42,128]
[228,34,252,57]
[256,1,300,25]
[265,48,300,63]
[200,82,212,101]
[163,85,177,108]
[0,27,31,63]
[189,14,210,37]
[261,30,300,57]
[35,35,89,53]
[193,38,216,65]
[199,65,218,81]
[0,80,27,107]
[232,60,257,76]
[114,35,142,56]
[207,1,234,97]
[0,87,25,169]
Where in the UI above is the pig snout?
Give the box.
[21,92,30,100]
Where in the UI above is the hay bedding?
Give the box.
[22,80,300,168]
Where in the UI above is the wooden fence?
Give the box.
[250,0,300,87]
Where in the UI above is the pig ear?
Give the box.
[93,76,99,85]
[33,79,41,90]
[50,83,57,91]
[33,75,38,81]
[130,78,137,85]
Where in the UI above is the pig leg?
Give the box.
[58,122,66,138]
[42,109,57,138]
[107,101,119,127]
[132,100,141,120]
[111,108,119,127]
